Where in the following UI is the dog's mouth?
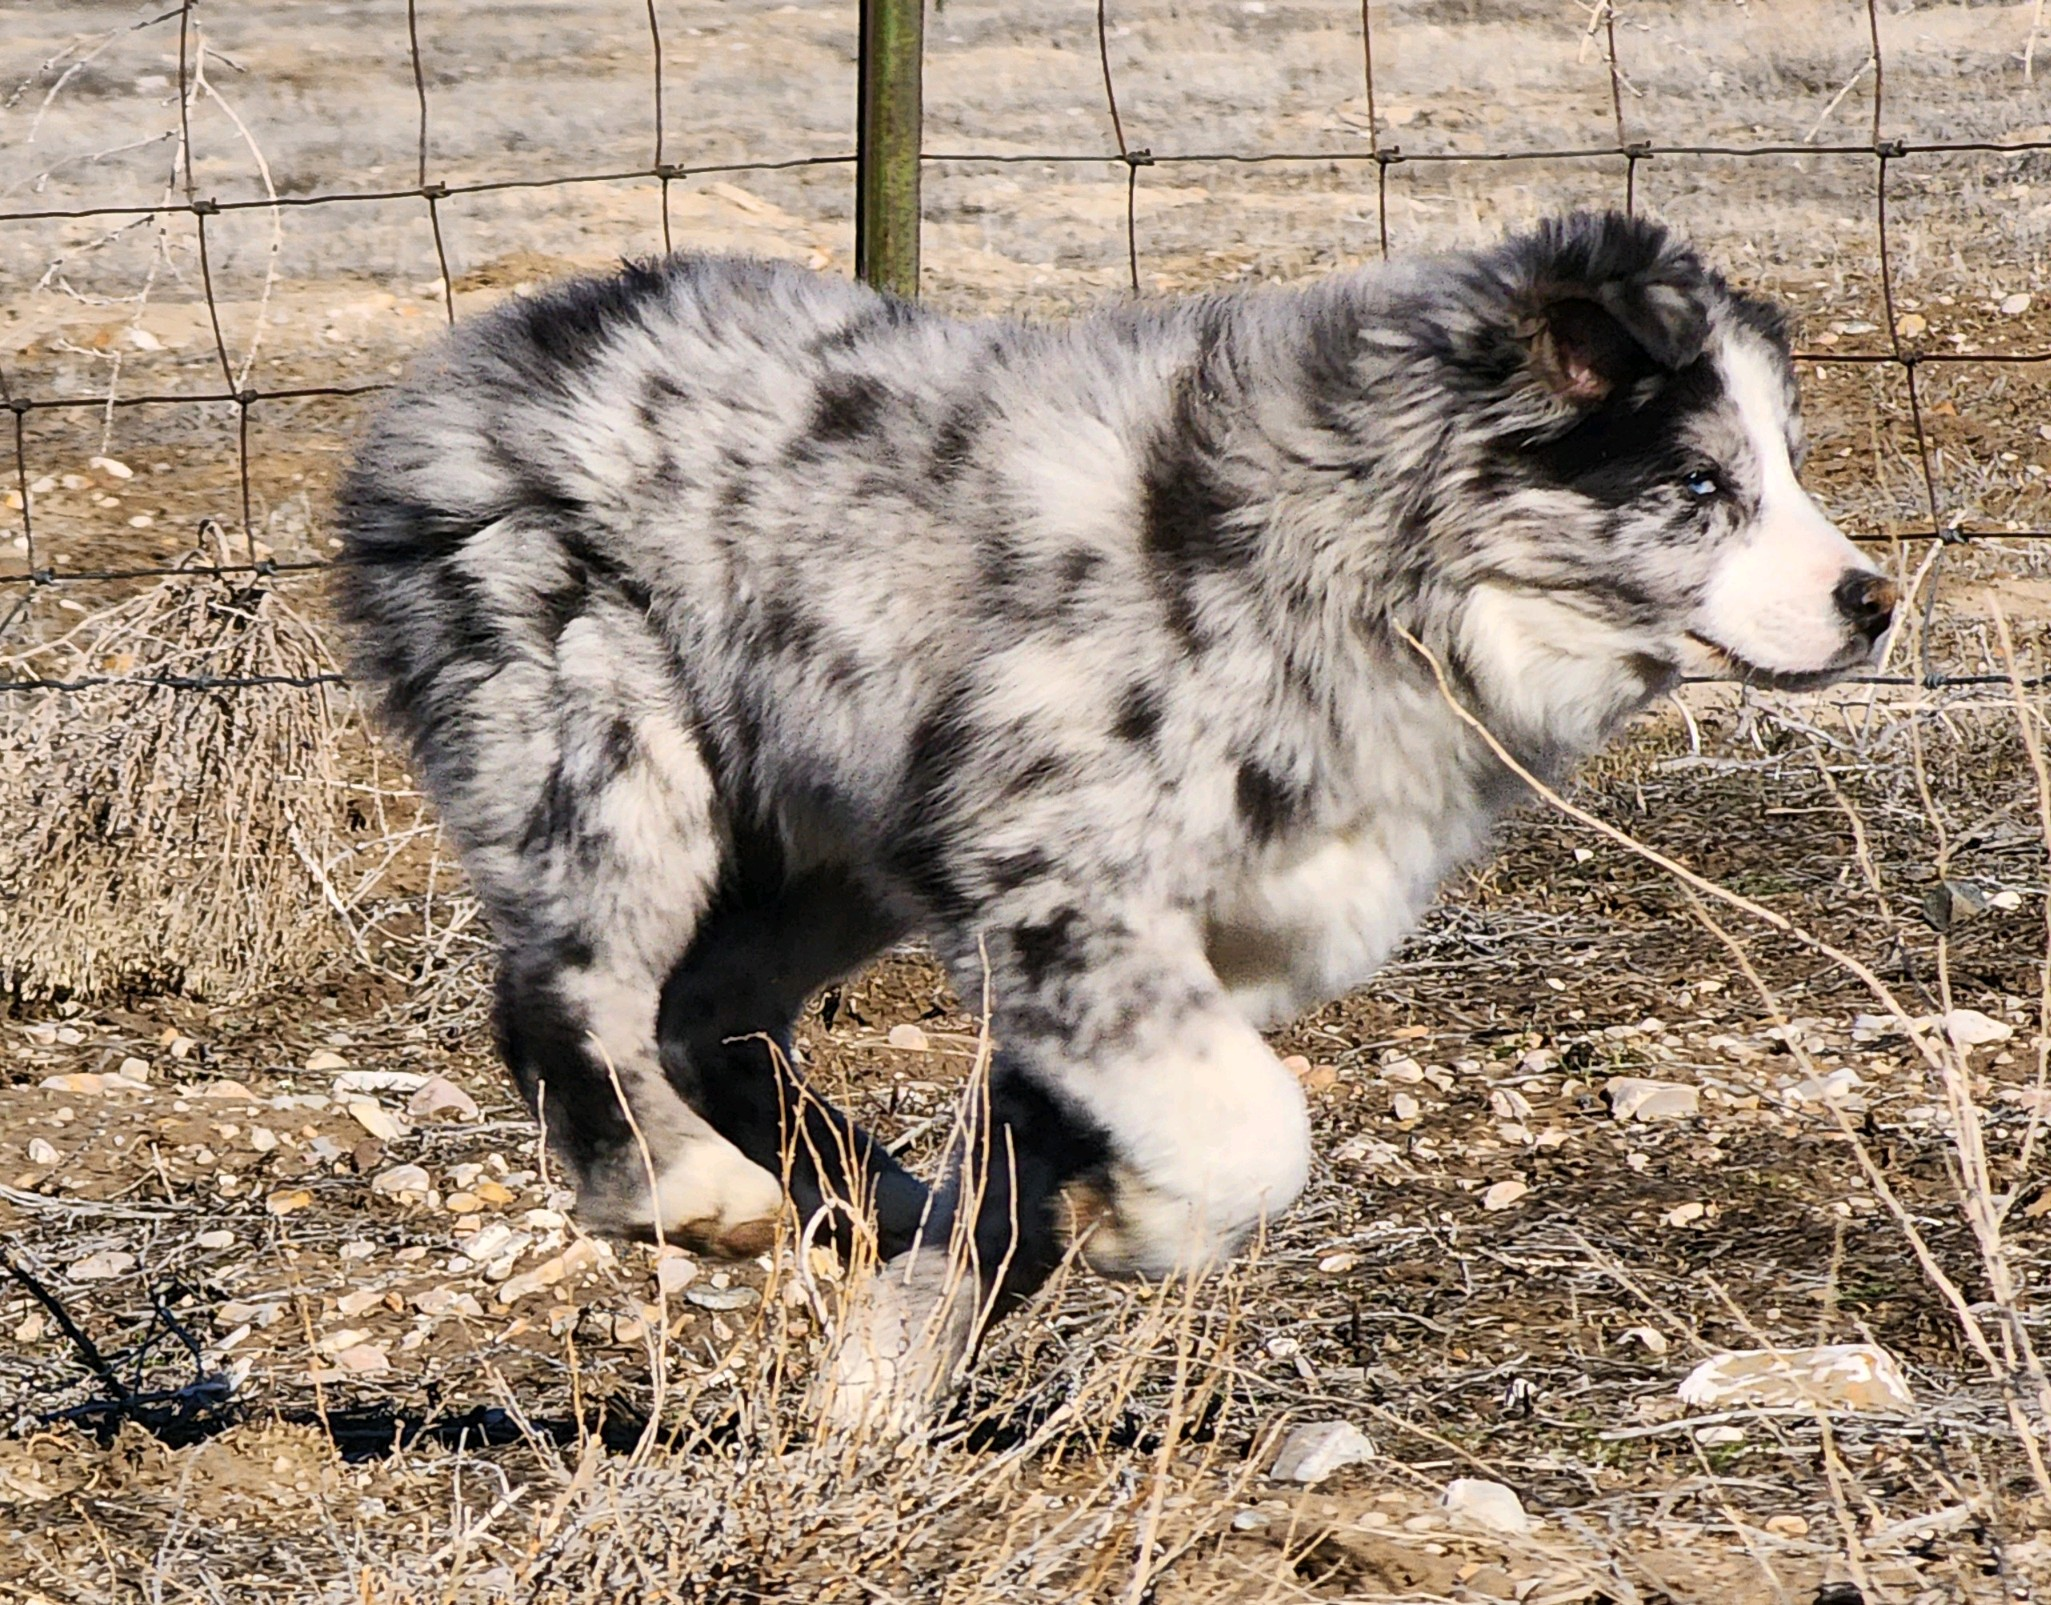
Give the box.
[1681,633,1870,692]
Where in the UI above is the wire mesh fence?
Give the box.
[2,0,2047,702]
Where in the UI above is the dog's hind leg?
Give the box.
[445,604,798,1253]
[824,897,1312,1432]
[495,935,789,1253]
[655,852,932,1262]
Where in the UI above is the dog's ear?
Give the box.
[1505,212,1713,407]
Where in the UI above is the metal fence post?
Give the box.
[855,0,924,300]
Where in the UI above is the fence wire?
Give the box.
[1,0,2047,694]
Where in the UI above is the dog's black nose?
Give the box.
[1834,571,1897,645]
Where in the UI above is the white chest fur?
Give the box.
[1206,807,1492,1028]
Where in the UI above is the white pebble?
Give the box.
[1482,1179,1529,1211]
[1441,1477,1530,1535]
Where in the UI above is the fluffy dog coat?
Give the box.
[337,212,1891,1421]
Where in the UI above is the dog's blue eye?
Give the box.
[1682,469,1721,500]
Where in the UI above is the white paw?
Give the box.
[819,1248,978,1438]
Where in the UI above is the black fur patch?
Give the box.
[759,597,821,657]
[1007,906,1087,992]
[967,1059,1116,1303]
[931,396,986,479]
[1111,682,1164,746]
[598,715,638,778]
[892,687,981,925]
[1060,548,1103,589]
[494,946,633,1176]
[1141,387,1243,573]
[985,847,1054,894]
[1518,356,1726,512]
[1235,759,1302,845]
[809,372,889,443]
[512,259,672,380]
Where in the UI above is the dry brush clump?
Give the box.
[0,558,365,1004]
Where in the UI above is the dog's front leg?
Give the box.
[821,903,1313,1434]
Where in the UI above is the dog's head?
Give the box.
[1429,211,1892,713]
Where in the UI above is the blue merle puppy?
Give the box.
[336,211,1894,1426]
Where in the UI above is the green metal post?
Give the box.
[855,0,924,300]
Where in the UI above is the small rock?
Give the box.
[1921,879,1988,932]
[345,1098,406,1142]
[407,1075,479,1122]
[1380,1055,1425,1083]
[305,1049,351,1073]
[1318,1251,1359,1273]
[328,1343,390,1374]
[1784,1068,1862,1105]
[14,1311,45,1343]
[1390,1092,1421,1122]
[26,1138,58,1165]
[496,1260,563,1303]
[1230,1509,1268,1531]
[1482,1179,1529,1211]
[69,1250,137,1282]
[445,1191,484,1215]
[1934,1008,2012,1048]
[266,1188,314,1216]
[1621,1325,1670,1356]
[336,1288,387,1317]
[1281,1053,1312,1078]
[1696,1424,1747,1445]
[195,1080,255,1100]
[167,1035,199,1060]
[1267,1419,1377,1483]
[216,1300,270,1327]
[40,1073,106,1095]
[1441,1477,1531,1536]
[1894,312,1927,339]
[887,1023,930,1052]
[684,1283,760,1311]
[370,1163,432,1200]
[89,455,134,480]
[1490,1086,1534,1122]
[1663,1201,1707,1227]
[117,1056,150,1082]
[2001,292,2033,316]
[1678,1343,1914,1412]
[249,1126,279,1153]
[465,1223,521,1262]
[654,1253,700,1295]
[1606,1077,1699,1122]
[195,1229,235,1250]
[473,1179,516,1207]
[1765,1514,1811,1538]
[412,1287,483,1318]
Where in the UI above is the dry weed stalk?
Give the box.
[0,558,355,1001]
[1401,623,2051,1509]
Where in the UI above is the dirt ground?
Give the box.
[4,3,2051,1602]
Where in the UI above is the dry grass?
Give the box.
[0,552,359,1004]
